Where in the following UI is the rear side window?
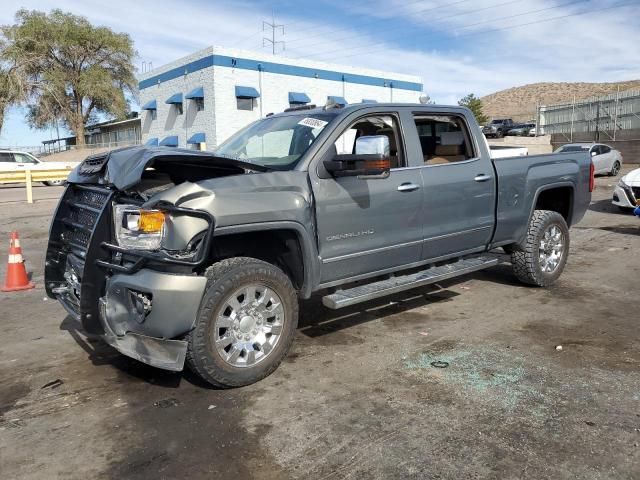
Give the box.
[600,145,611,154]
[0,152,15,163]
[413,114,475,165]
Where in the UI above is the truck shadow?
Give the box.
[298,285,460,338]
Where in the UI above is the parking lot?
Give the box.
[0,170,638,479]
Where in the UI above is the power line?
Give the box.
[332,0,637,61]
[263,13,285,54]
[285,0,471,46]
[228,30,264,49]
[304,0,626,62]
[293,0,536,59]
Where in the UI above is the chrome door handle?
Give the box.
[474,174,491,182]
[397,182,420,192]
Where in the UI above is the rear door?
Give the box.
[411,111,496,260]
[0,152,17,171]
[590,145,607,173]
[310,111,424,284]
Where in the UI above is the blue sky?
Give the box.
[1,0,639,147]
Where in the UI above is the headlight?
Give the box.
[113,204,166,250]
[618,177,628,188]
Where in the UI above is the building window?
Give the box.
[150,109,157,120]
[237,97,255,111]
[195,98,205,112]
[176,103,183,115]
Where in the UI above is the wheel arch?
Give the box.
[211,221,319,299]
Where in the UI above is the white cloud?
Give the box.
[1,0,638,145]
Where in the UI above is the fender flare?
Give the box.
[213,221,320,299]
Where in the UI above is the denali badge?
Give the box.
[326,229,375,242]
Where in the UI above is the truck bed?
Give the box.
[490,151,592,247]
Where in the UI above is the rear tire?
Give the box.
[186,257,298,388]
[511,210,570,287]
[43,180,65,186]
[609,161,621,176]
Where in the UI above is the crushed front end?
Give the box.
[45,154,216,371]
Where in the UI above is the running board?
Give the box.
[322,254,500,309]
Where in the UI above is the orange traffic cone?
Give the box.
[1,231,35,292]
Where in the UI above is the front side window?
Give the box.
[237,98,255,111]
[14,153,38,164]
[414,114,475,165]
[333,114,404,168]
[216,112,337,168]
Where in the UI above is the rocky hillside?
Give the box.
[481,80,640,122]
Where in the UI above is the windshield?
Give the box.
[215,112,337,169]
[556,145,590,152]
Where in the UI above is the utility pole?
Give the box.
[263,12,285,55]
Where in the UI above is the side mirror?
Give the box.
[323,135,391,178]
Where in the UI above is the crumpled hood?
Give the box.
[67,146,269,191]
[622,167,640,186]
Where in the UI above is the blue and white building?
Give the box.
[138,46,423,150]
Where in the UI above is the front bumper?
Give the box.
[98,269,207,371]
[45,183,213,372]
[612,184,636,208]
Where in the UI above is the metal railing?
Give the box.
[0,167,74,203]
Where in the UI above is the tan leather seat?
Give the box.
[425,144,466,164]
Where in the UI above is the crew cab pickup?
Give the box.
[482,118,515,138]
[45,103,593,387]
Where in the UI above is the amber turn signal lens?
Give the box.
[363,159,391,170]
[138,211,165,233]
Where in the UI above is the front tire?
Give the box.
[186,257,298,388]
[511,210,570,287]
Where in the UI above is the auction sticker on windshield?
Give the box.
[298,117,328,129]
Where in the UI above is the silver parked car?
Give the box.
[555,143,622,176]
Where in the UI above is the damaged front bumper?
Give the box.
[98,269,207,371]
[45,183,213,372]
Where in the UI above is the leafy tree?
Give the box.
[0,9,136,144]
[458,93,488,125]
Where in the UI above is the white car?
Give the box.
[555,143,622,176]
[0,150,79,186]
[612,168,640,211]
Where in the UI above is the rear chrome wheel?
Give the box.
[539,225,565,273]
[511,210,570,287]
[214,284,285,368]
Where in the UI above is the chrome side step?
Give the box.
[322,254,500,309]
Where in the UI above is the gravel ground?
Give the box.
[0,170,638,480]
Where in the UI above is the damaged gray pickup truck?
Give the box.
[45,103,593,387]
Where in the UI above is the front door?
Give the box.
[411,112,496,260]
[311,113,424,284]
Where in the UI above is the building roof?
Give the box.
[138,46,423,93]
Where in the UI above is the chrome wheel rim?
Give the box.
[213,284,285,368]
[539,224,564,273]
[612,163,620,175]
